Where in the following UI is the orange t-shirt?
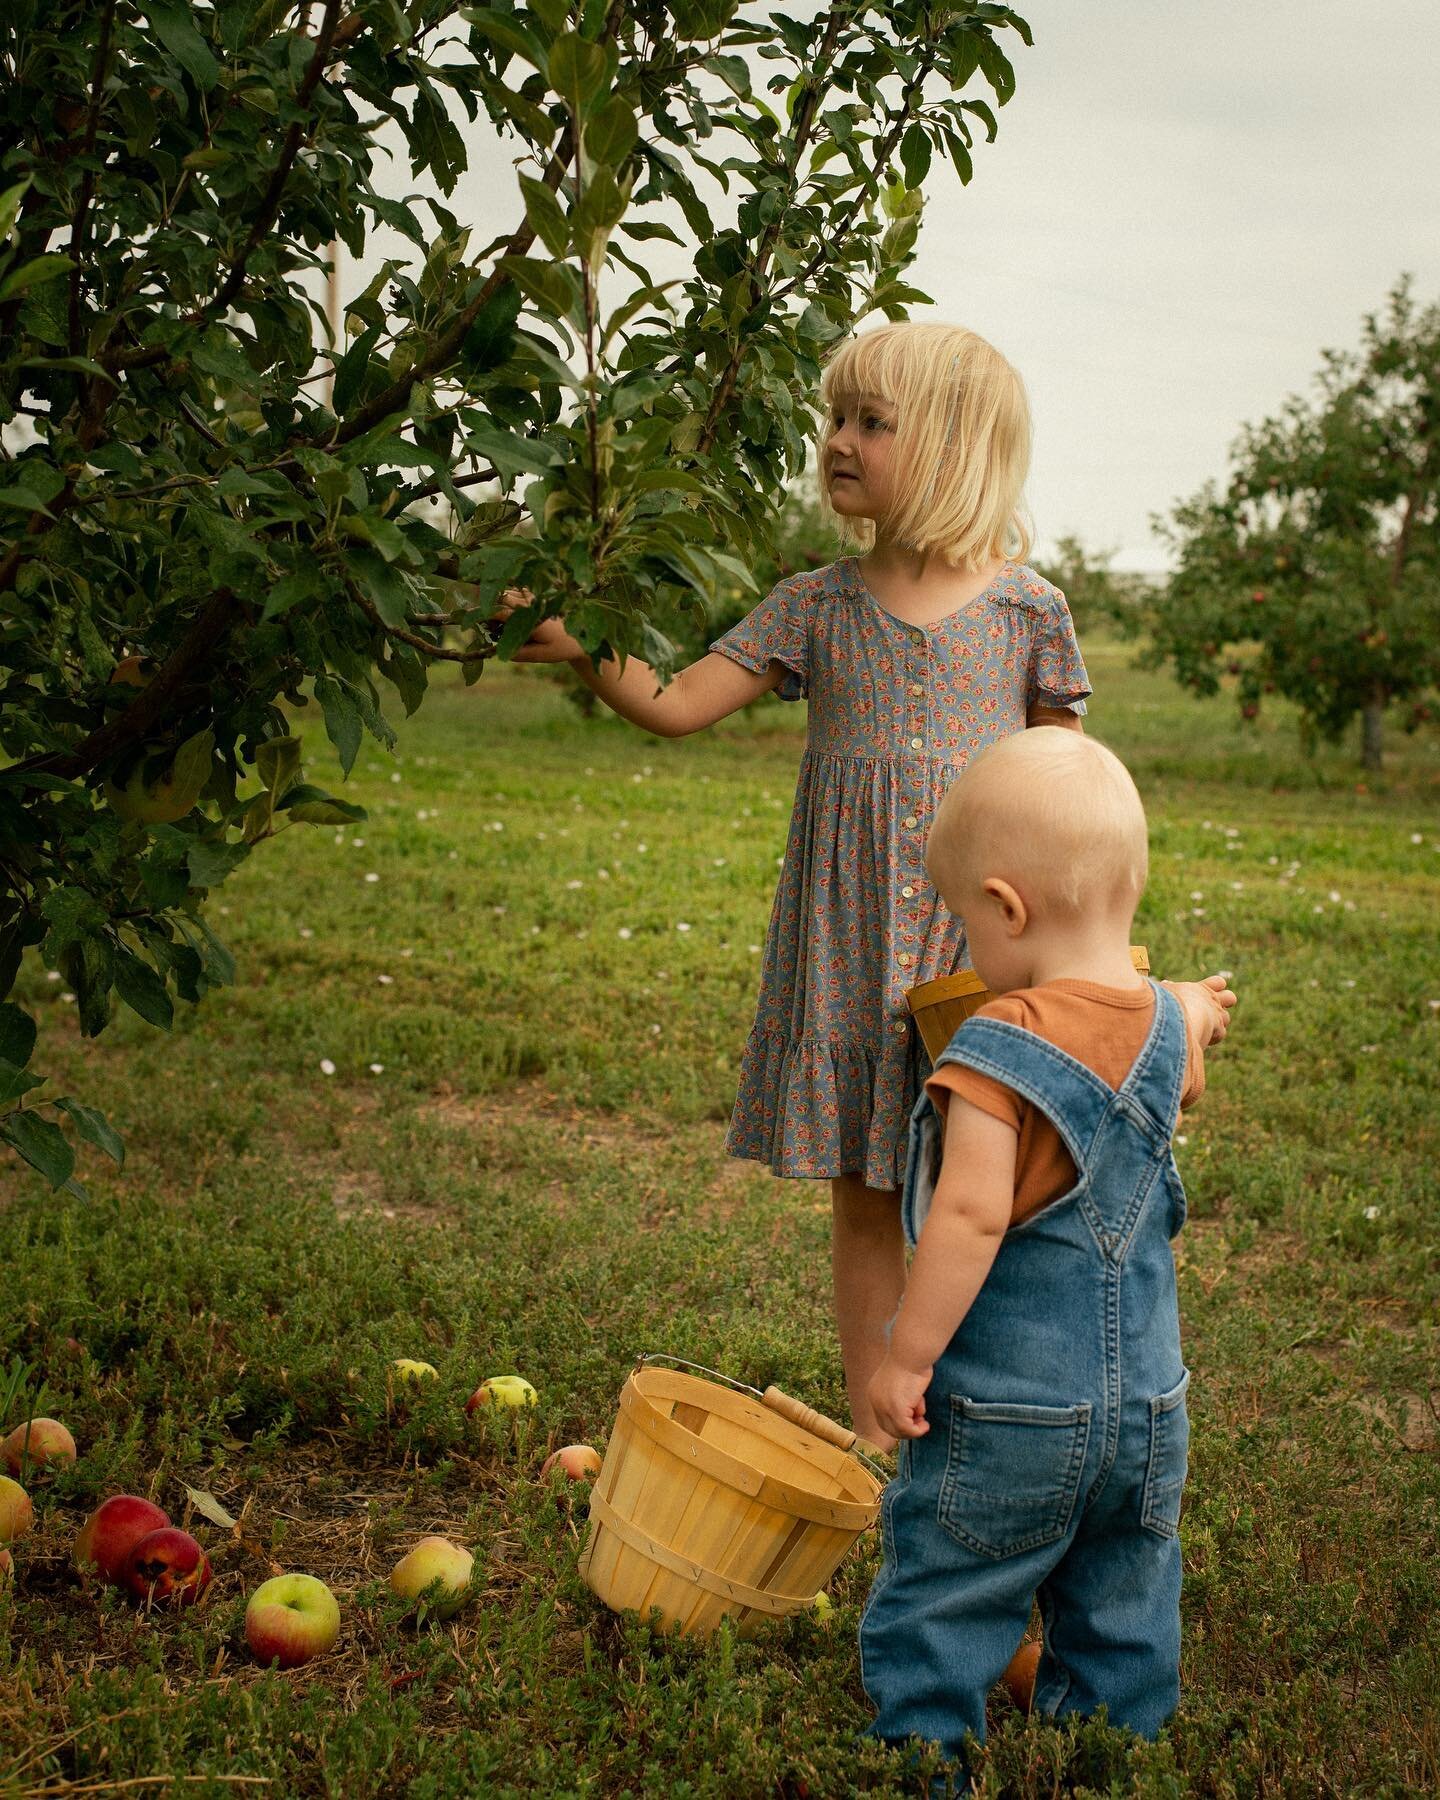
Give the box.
[925,980,1207,1228]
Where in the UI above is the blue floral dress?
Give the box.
[708,554,1092,1190]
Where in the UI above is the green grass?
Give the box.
[1,637,1437,1797]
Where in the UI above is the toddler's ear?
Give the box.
[981,876,1027,935]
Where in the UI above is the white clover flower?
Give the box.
[1175,1134,1189,1146]
[1329,890,1342,903]
[377,974,394,986]
[365,872,379,884]
[598,869,610,880]
[650,1023,662,1035]
[1363,1205,1381,1221]
[369,1063,384,1075]
[390,772,401,784]
[320,1058,336,1076]
[45,970,61,982]
[618,927,633,940]
[637,843,648,853]
[566,879,583,890]
[749,945,761,954]
[676,921,692,933]
[1190,891,1204,901]
[60,991,75,1004]
[400,947,414,958]
[1344,979,1357,988]
[1411,833,1423,845]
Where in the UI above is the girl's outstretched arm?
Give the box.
[495,592,784,737]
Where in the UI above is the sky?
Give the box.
[343,1,1440,572]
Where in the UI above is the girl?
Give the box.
[500,320,1096,1450]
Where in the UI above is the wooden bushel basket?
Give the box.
[905,945,1152,1065]
[578,1357,883,1638]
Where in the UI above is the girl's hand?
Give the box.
[489,587,587,663]
[867,1355,932,1442]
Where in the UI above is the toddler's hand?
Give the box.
[1163,974,1236,1048]
[867,1356,932,1442]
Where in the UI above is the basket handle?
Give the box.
[761,1385,856,1452]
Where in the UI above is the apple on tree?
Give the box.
[102,727,216,825]
[245,1573,341,1668]
[73,1495,170,1584]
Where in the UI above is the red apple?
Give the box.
[539,1444,601,1483]
[123,1526,211,1607]
[0,1546,13,1581]
[74,1495,170,1584]
[0,1477,33,1544]
[245,1573,341,1668]
[2,1417,77,1476]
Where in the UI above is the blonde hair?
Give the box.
[925,731,1149,918]
[817,320,1033,569]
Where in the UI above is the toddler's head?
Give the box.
[925,731,1149,995]
[817,319,1032,570]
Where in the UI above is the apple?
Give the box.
[1001,1638,1042,1712]
[245,1573,341,1668]
[103,727,215,825]
[109,653,156,689]
[811,1590,833,1622]
[0,1547,12,1581]
[539,1444,601,1483]
[392,1359,439,1385]
[73,1495,170,1584]
[0,1477,33,1544]
[123,1526,211,1607]
[465,1375,537,1415]
[2,1417,77,1476]
[389,1536,474,1620]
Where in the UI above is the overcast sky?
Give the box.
[350,1,1440,572]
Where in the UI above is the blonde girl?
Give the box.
[503,320,1099,1448]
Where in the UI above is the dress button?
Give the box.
[904,815,918,829]
[893,1020,907,1034]
[898,952,912,967]
[909,684,923,697]
[901,885,915,898]
[909,736,923,750]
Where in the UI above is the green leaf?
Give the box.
[498,254,583,326]
[255,735,303,801]
[462,415,562,484]
[277,783,368,825]
[347,542,417,627]
[0,1002,37,1068]
[56,1098,124,1169]
[585,96,639,168]
[461,6,547,70]
[147,0,220,90]
[703,54,751,99]
[548,31,608,119]
[333,322,383,419]
[0,254,74,303]
[19,354,116,385]
[518,175,571,259]
[112,947,174,1029]
[186,837,251,889]
[0,1108,75,1191]
[314,673,363,776]
[0,1060,45,1108]
[262,566,325,622]
[900,123,931,189]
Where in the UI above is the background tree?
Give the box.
[1149,277,1439,771]
[0,0,1033,1192]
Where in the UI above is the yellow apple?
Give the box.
[465,1375,537,1414]
[246,1573,341,1668]
[103,727,215,825]
[392,1359,439,1385]
[390,1536,474,1620]
[2,1417,77,1476]
[0,1477,34,1545]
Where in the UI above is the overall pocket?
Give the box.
[1141,1369,1191,1538]
[937,1396,1091,1559]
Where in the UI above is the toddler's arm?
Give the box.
[494,589,781,737]
[1161,973,1236,1049]
[867,1098,1017,1442]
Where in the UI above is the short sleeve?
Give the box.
[1027,589,1091,716]
[925,994,1027,1130]
[708,575,809,702]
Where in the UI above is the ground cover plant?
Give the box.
[1,639,1437,1797]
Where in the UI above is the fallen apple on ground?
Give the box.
[465,1375,538,1414]
[0,1477,33,1544]
[390,1536,474,1620]
[245,1573,341,1668]
[392,1359,439,1385]
[539,1444,601,1483]
[124,1526,211,1607]
[811,1590,832,1622]
[73,1495,171,1584]
[0,1547,13,1581]
[2,1417,77,1476]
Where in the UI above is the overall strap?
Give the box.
[1112,979,1189,1147]
[932,1016,1117,1175]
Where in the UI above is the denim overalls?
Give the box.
[860,980,1192,1767]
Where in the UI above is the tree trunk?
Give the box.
[1362,685,1386,773]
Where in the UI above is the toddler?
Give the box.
[859,727,1234,1778]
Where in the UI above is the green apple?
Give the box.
[392,1358,439,1385]
[465,1375,537,1414]
[811,1590,832,1622]
[103,728,215,825]
[390,1536,473,1620]
[246,1573,341,1668]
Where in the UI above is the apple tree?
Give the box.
[1149,277,1440,771]
[0,0,1035,1191]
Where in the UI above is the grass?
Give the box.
[1,633,1437,1797]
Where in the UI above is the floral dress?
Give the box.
[708,554,1092,1190]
